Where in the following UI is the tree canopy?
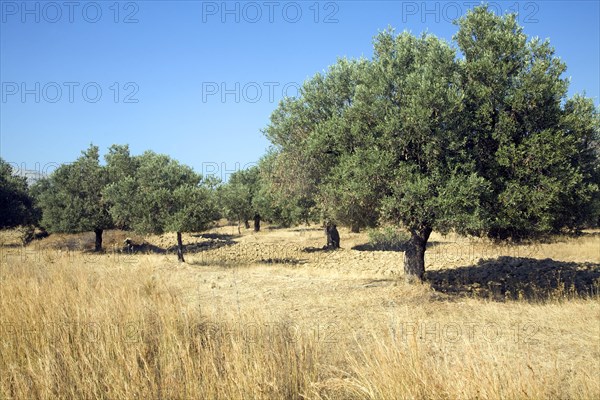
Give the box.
[218,166,261,231]
[0,158,37,229]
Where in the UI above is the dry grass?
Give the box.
[1,226,599,399]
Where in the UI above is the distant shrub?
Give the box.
[367,227,410,251]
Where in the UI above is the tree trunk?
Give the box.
[325,223,340,249]
[176,231,185,263]
[244,220,250,229]
[351,224,360,233]
[403,227,432,282]
[20,225,35,245]
[254,214,261,232]
[94,228,103,252]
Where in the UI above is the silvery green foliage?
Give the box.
[104,151,217,236]
[0,158,36,229]
[33,145,112,236]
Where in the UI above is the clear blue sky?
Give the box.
[1,0,599,181]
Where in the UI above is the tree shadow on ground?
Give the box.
[291,227,322,232]
[168,239,237,254]
[351,241,444,252]
[426,256,600,301]
[120,236,238,255]
[190,233,240,241]
[115,242,168,254]
[0,243,22,248]
[80,242,166,254]
[259,257,307,265]
[302,246,339,253]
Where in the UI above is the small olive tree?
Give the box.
[104,151,218,262]
[33,145,112,251]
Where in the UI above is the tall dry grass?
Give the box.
[0,256,323,399]
[1,248,599,399]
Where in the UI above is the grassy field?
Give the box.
[1,225,599,399]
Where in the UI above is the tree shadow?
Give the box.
[352,242,408,252]
[122,236,238,255]
[191,233,240,241]
[169,239,237,254]
[291,227,322,232]
[0,243,22,248]
[302,246,339,253]
[351,241,444,252]
[425,256,600,301]
[80,242,167,255]
[119,242,168,254]
[259,258,308,265]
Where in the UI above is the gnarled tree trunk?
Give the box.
[176,231,185,263]
[244,220,250,229]
[403,227,432,282]
[351,224,360,233]
[325,222,340,249]
[254,213,261,232]
[94,228,103,252]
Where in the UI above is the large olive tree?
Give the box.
[263,6,599,281]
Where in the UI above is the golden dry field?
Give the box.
[1,225,599,399]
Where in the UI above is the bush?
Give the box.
[367,226,410,251]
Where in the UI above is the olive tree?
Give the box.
[103,151,218,262]
[33,145,112,251]
[0,158,37,230]
[263,6,599,281]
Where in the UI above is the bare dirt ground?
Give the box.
[142,224,600,332]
